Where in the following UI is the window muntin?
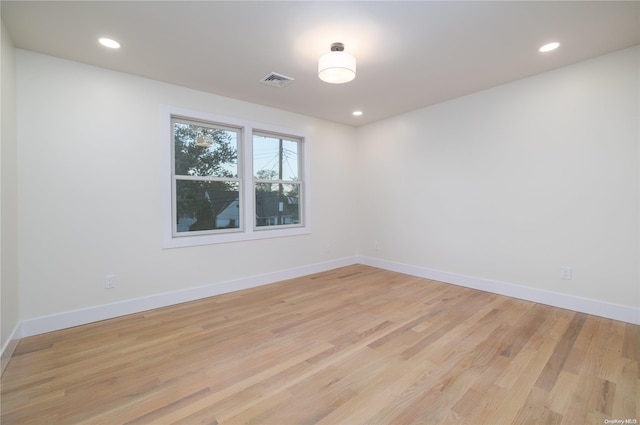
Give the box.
[253,133,303,228]
[172,118,241,236]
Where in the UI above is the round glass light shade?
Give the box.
[318,51,356,84]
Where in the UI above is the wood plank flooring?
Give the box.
[1,265,638,424]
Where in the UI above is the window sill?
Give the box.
[162,226,311,249]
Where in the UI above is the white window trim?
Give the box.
[161,105,311,248]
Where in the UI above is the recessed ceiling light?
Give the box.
[98,38,121,49]
[352,111,363,116]
[539,42,560,53]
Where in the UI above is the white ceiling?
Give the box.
[3,1,640,126]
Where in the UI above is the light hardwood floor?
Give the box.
[1,265,638,424]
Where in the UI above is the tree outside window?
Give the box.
[173,120,240,234]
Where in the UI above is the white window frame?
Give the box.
[252,130,304,231]
[171,117,244,237]
[161,105,310,248]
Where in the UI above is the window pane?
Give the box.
[176,180,240,233]
[255,183,300,227]
[253,134,298,181]
[174,122,238,178]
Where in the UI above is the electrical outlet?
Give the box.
[104,275,116,289]
[560,266,572,280]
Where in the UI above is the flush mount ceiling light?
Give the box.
[98,37,120,49]
[318,42,356,84]
[539,41,560,53]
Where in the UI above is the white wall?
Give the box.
[11,45,640,335]
[1,19,20,367]
[16,50,359,321]
[357,46,639,310]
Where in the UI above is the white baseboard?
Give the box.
[1,323,22,375]
[357,256,640,325]
[10,255,640,346]
[19,256,359,339]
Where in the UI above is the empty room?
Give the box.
[1,1,639,424]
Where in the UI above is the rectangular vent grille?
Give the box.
[260,72,294,88]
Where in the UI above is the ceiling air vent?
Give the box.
[260,72,294,88]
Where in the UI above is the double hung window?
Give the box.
[253,133,302,228]
[162,107,308,248]
[173,118,241,234]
